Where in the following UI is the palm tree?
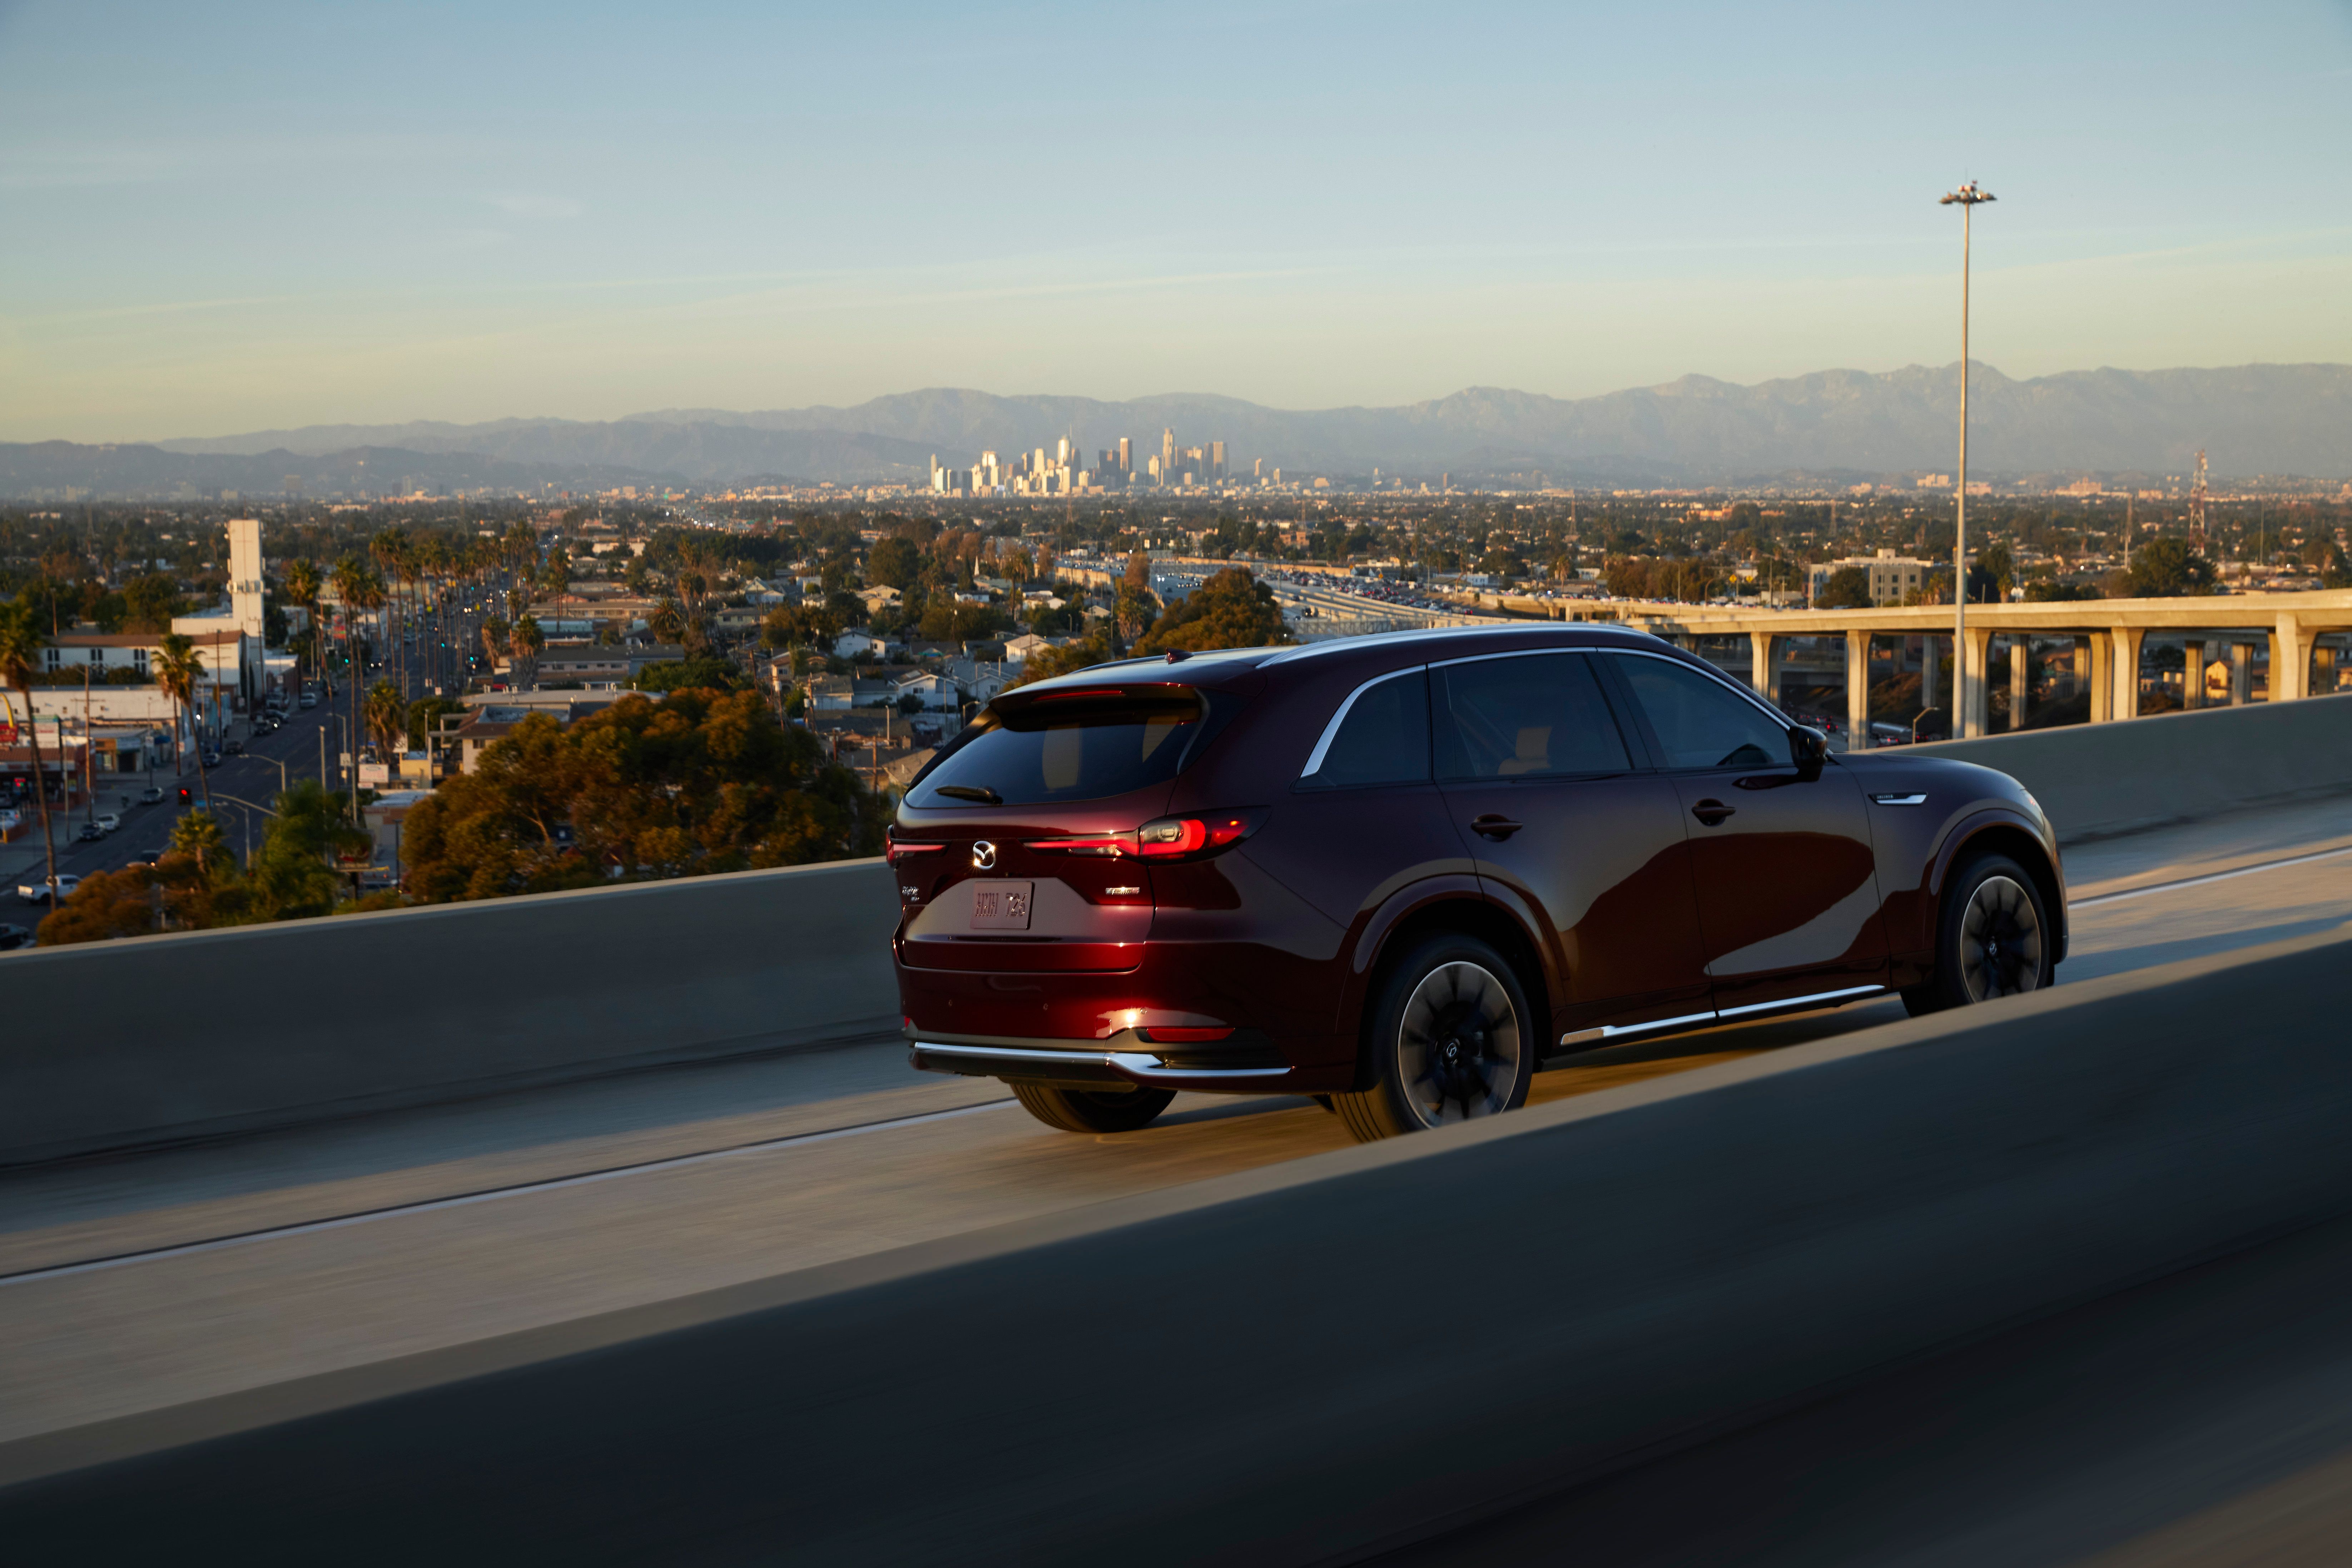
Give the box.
[283,558,324,693]
[331,557,386,824]
[154,631,212,812]
[0,601,61,905]
[363,679,407,766]
[480,615,509,676]
[508,614,545,690]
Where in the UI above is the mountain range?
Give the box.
[5,362,2346,499]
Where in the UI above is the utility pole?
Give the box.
[1939,180,1995,737]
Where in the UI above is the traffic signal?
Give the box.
[177,787,193,806]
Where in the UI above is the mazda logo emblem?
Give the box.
[971,840,997,870]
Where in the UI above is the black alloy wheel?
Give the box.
[1904,852,2055,1016]
[1010,1082,1177,1135]
[1339,931,1534,1143]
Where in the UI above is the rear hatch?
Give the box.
[892,682,1235,972]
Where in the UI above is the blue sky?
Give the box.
[1,0,2347,440]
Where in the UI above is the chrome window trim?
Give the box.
[1426,646,1601,671]
[1298,665,1426,780]
[1870,792,1929,807]
[1260,621,1662,669]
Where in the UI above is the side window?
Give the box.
[1614,655,1791,770]
[1433,654,1631,781]
[1299,670,1430,790]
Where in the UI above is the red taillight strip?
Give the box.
[887,842,947,861]
[1029,834,1134,857]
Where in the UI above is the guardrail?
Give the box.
[1920,690,2352,840]
[5,923,2348,1561]
[0,858,899,1166]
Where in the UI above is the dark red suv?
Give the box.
[895,624,2064,1141]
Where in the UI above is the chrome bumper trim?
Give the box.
[1106,1052,1292,1081]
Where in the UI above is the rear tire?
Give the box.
[1909,852,2054,1015]
[1010,1081,1176,1134]
[1336,932,1535,1143]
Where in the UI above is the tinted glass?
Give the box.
[1615,655,1792,770]
[911,692,1207,806]
[1299,670,1430,790]
[1433,654,1630,781]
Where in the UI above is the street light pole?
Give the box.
[1940,180,1994,738]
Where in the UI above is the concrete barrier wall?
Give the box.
[4,689,2346,1165]
[0,857,900,1165]
[5,924,2350,1562]
[1922,691,2352,841]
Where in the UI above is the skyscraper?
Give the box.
[1161,429,1176,486]
[1118,436,1131,475]
[1211,441,1226,481]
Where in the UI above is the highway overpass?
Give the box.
[0,695,2348,1562]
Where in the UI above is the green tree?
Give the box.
[1813,565,1873,609]
[2121,537,2218,598]
[0,600,60,903]
[238,780,370,921]
[170,809,230,875]
[868,536,922,590]
[1137,569,1291,654]
[630,657,743,693]
[282,559,326,689]
[917,602,1005,642]
[363,680,407,758]
[154,631,213,810]
[2323,542,2352,590]
[120,574,187,633]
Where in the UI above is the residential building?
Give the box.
[1808,550,1937,606]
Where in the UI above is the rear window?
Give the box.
[908,688,1232,807]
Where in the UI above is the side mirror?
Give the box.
[1790,725,1828,780]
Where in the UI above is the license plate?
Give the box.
[968,879,1034,931]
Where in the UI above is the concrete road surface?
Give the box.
[0,794,2345,1484]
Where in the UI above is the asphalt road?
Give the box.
[0,790,2342,1561]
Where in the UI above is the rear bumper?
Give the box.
[908,1027,1319,1095]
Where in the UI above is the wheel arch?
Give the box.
[1344,890,1551,1088]
[1936,815,2068,966]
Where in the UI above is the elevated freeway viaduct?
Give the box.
[0,696,2348,1562]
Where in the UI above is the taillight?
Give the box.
[887,839,946,864]
[1026,811,1262,862]
[1136,812,1260,860]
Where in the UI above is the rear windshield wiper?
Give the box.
[933,784,1002,804]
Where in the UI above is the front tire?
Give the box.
[1904,853,2054,1016]
[1337,932,1535,1143]
[1010,1081,1176,1134]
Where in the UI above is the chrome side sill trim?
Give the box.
[1871,793,1929,806]
[1557,986,1886,1049]
[1714,984,1884,1019]
[1106,1052,1292,1080]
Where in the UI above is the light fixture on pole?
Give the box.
[1939,179,1994,738]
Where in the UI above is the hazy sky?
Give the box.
[3,0,2348,441]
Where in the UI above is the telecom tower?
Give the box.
[2189,450,2209,552]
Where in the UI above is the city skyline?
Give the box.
[2,1,2348,442]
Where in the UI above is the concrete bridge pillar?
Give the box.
[1845,631,1870,749]
[1920,635,1940,714]
[1749,632,1781,705]
[2110,627,2145,720]
[2313,642,2338,697]
[1961,627,1993,738]
[2009,636,2030,731]
[2082,635,2113,724]
[2271,615,2314,702]
[2231,642,2253,705]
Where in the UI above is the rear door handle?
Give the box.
[1470,814,1524,840]
[1691,799,1736,827]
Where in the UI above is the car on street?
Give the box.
[895,623,2066,1142]
[299,691,318,708]
[94,812,121,833]
[0,923,32,951]
[16,873,81,904]
[75,822,104,842]
[225,739,245,755]
[203,750,222,767]
[139,785,165,804]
